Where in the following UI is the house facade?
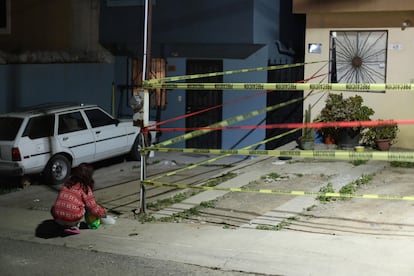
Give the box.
[0,0,306,150]
[0,0,114,114]
[293,0,414,149]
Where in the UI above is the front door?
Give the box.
[186,60,223,149]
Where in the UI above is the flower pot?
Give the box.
[375,139,391,151]
[338,129,361,149]
[324,135,335,145]
[297,137,314,150]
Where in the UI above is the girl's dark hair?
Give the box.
[67,163,95,192]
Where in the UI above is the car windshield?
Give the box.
[0,117,24,141]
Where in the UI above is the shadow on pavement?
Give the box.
[35,219,91,239]
[35,219,64,239]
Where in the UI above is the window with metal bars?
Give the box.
[330,30,387,84]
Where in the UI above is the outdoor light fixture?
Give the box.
[401,20,411,30]
[308,43,322,54]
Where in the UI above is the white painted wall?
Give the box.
[303,27,414,149]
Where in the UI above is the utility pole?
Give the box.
[138,0,152,214]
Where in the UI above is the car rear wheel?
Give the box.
[44,154,71,185]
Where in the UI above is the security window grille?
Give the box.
[330,31,387,83]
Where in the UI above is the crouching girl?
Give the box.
[51,163,106,235]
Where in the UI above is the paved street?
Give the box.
[1,150,414,275]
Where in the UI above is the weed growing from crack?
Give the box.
[158,207,200,223]
[147,192,196,211]
[256,217,298,231]
[199,200,217,208]
[338,174,373,200]
[305,205,317,211]
[317,183,335,203]
[204,172,237,187]
[260,172,289,182]
[158,200,217,223]
[141,173,236,223]
[390,161,414,168]
[350,159,368,166]
[339,183,356,195]
[317,174,374,203]
[136,213,156,223]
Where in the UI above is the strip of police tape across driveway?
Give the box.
[151,119,413,132]
[144,82,414,91]
[145,147,414,163]
[141,179,414,201]
[151,97,304,148]
[144,60,329,84]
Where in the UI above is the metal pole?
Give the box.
[139,133,147,214]
[139,0,152,214]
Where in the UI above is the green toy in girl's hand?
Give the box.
[85,212,101,229]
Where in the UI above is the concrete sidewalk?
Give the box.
[1,205,414,276]
[2,145,414,275]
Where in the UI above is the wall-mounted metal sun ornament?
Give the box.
[330,31,387,83]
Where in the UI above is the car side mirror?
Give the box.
[113,118,120,126]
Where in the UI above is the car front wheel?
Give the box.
[44,154,71,185]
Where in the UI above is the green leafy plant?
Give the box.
[317,93,374,142]
[316,183,336,203]
[298,104,315,149]
[303,104,314,140]
[361,120,399,147]
[339,183,356,196]
[338,174,373,201]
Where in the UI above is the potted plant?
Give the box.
[361,120,399,151]
[297,104,314,150]
[317,93,374,148]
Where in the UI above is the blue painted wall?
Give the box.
[0,64,115,114]
[222,46,269,149]
[253,0,280,44]
[100,0,282,57]
[157,46,270,150]
[156,58,187,148]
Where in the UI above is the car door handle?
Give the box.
[95,131,101,134]
[63,137,69,141]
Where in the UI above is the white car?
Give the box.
[0,103,153,185]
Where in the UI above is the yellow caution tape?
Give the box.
[145,147,414,162]
[144,60,329,84]
[143,82,414,91]
[154,96,303,148]
[142,180,414,201]
[148,128,300,182]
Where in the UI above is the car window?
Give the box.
[85,108,115,128]
[58,112,87,134]
[0,117,24,141]
[22,115,55,139]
